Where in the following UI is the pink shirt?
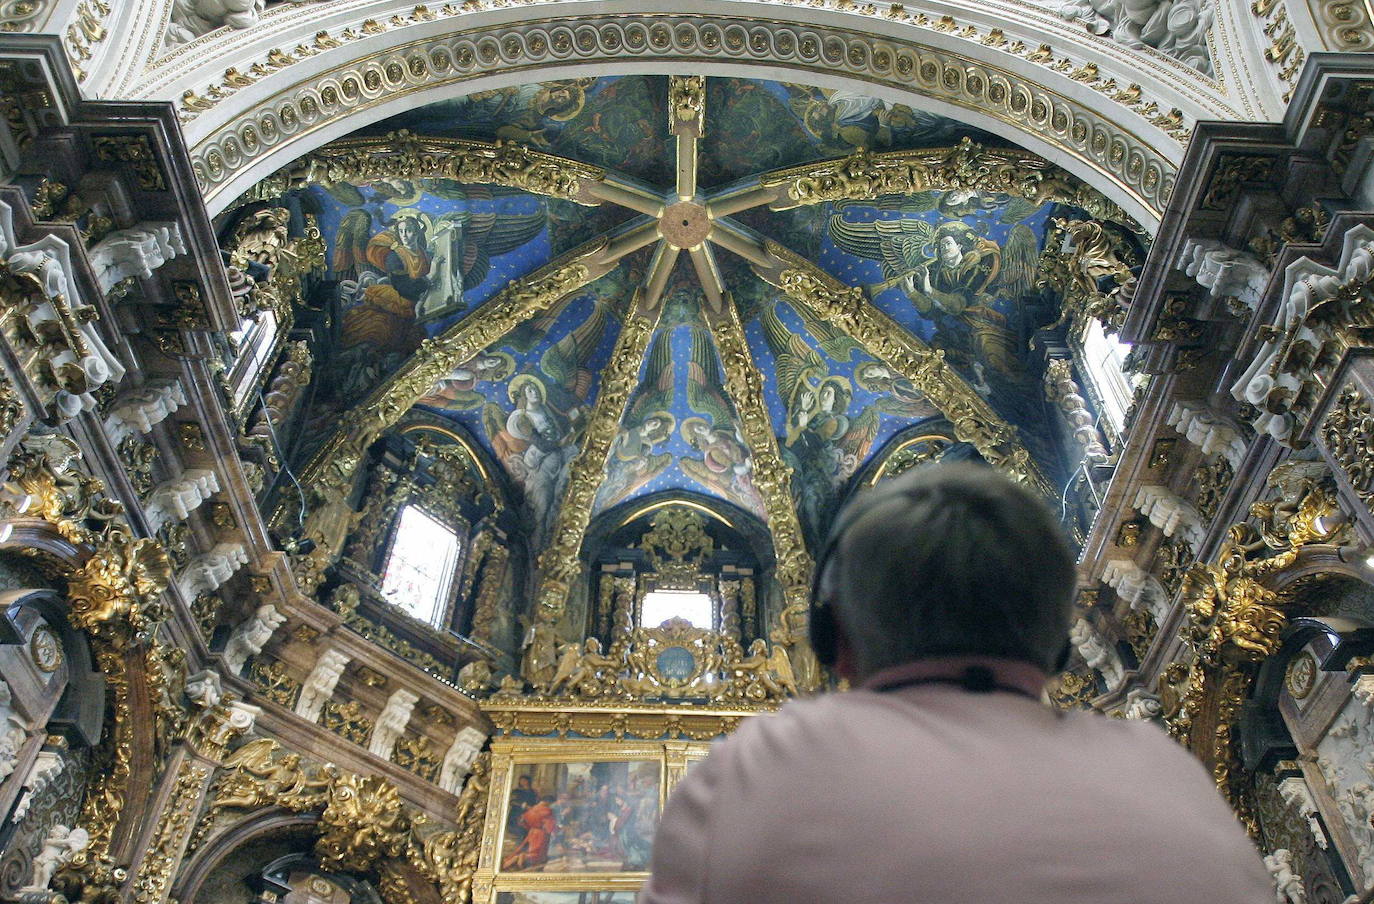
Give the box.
[641,658,1271,904]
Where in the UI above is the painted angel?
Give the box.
[482,300,610,532]
[853,361,941,419]
[418,350,516,411]
[597,329,676,510]
[828,201,1038,374]
[679,327,766,517]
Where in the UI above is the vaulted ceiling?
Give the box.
[250,75,1135,603]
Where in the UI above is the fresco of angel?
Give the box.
[597,329,676,510]
[853,361,942,419]
[828,198,1039,376]
[481,300,611,536]
[417,351,517,411]
[679,327,766,517]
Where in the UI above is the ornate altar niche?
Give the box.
[470,709,732,903]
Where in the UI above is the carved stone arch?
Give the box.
[174,807,321,904]
[163,4,1208,228]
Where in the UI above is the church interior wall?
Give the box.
[0,1,1370,901]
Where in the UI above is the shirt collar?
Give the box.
[859,656,1049,699]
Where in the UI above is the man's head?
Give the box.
[815,462,1075,680]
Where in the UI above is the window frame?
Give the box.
[378,502,465,628]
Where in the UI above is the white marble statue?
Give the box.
[23,824,88,891]
[295,648,350,723]
[368,689,418,760]
[1263,848,1307,904]
[223,604,285,675]
[0,680,27,784]
[439,726,488,794]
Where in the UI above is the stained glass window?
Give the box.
[380,505,461,625]
[640,589,713,629]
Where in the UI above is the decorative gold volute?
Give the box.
[315,772,411,874]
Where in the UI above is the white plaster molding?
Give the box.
[1278,776,1330,850]
[1048,0,1214,75]
[1166,399,1248,468]
[165,0,266,47]
[1122,687,1162,720]
[177,540,248,600]
[1354,674,1374,707]
[184,668,223,708]
[1070,617,1125,690]
[295,647,349,723]
[145,467,219,531]
[105,378,188,444]
[12,749,64,822]
[1233,224,1374,443]
[368,688,418,760]
[1176,237,1270,311]
[439,726,487,795]
[222,602,284,675]
[87,220,187,292]
[1132,484,1204,549]
[0,679,28,784]
[1100,558,1170,621]
[0,199,126,419]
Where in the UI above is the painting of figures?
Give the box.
[501,761,661,874]
[495,893,635,903]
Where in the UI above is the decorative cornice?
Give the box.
[178,13,1182,224]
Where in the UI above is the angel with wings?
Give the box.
[482,299,610,534]
[828,199,1039,375]
[597,330,676,510]
[679,327,766,518]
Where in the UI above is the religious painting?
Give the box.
[590,322,767,520]
[818,192,1067,478]
[413,287,628,546]
[295,178,551,421]
[368,76,672,186]
[699,79,992,187]
[500,760,662,874]
[494,894,636,904]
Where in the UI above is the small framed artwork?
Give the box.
[500,759,662,874]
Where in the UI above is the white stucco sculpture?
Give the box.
[223,604,286,675]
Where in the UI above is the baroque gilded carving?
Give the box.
[762,139,1131,227]
[533,301,659,618]
[255,133,605,205]
[1171,463,1349,827]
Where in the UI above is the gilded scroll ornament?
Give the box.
[315,772,411,873]
[762,138,1130,226]
[707,302,814,611]
[1320,383,1374,505]
[769,256,1048,494]
[262,133,604,204]
[668,75,706,133]
[65,524,172,649]
[533,302,660,617]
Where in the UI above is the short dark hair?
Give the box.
[824,462,1075,676]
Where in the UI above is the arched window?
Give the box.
[1079,319,1136,432]
[380,505,462,626]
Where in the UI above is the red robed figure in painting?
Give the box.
[503,795,558,870]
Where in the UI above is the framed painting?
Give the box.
[499,759,662,874]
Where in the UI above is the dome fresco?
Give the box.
[281,75,1108,549]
